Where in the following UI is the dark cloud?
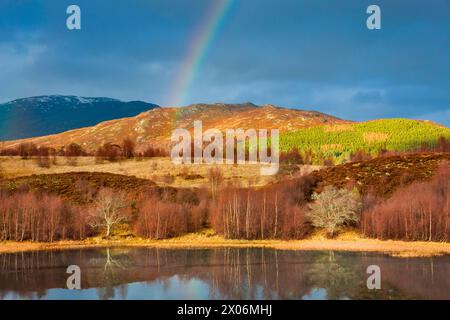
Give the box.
[0,0,449,125]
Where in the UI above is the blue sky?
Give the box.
[0,0,449,125]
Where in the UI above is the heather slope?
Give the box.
[310,153,450,197]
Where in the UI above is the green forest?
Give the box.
[280,119,450,163]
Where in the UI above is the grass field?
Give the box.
[280,119,450,163]
[0,156,299,188]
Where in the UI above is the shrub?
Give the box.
[416,136,450,153]
[279,174,317,206]
[323,156,335,166]
[279,148,304,175]
[162,174,175,185]
[0,147,19,156]
[280,147,303,165]
[350,150,372,162]
[143,146,167,158]
[306,186,361,237]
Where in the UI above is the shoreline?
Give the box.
[1,232,450,257]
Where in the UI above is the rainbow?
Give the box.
[168,0,235,107]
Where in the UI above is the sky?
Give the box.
[0,0,449,125]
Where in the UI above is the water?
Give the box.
[0,248,449,300]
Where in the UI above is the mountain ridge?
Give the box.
[0,102,348,152]
[0,95,159,140]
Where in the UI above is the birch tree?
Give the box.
[307,186,361,238]
[90,189,128,239]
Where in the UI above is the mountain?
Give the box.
[1,103,348,152]
[0,95,159,140]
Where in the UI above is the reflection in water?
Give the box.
[0,248,449,300]
[88,248,132,299]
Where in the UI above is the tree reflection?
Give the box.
[88,248,131,299]
[0,248,449,299]
[304,251,363,299]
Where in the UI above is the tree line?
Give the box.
[0,160,448,242]
[0,138,169,167]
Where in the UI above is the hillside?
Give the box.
[280,119,450,162]
[0,95,159,140]
[310,153,450,197]
[2,172,157,204]
[1,103,347,152]
[2,101,448,157]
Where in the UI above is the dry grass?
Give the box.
[321,144,342,151]
[1,229,449,257]
[0,156,276,188]
[363,132,389,143]
[323,124,354,132]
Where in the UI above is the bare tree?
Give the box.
[18,142,38,160]
[122,138,135,159]
[49,148,58,165]
[306,186,361,238]
[95,143,121,162]
[89,189,128,239]
[35,146,51,168]
[361,162,450,242]
[65,143,85,166]
[0,191,90,242]
[210,186,310,240]
[207,166,223,200]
